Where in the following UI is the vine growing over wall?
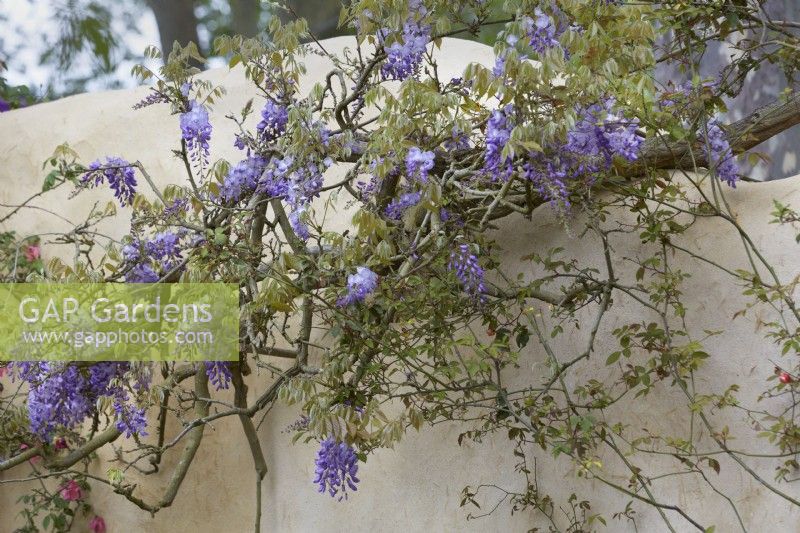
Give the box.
[2,1,800,531]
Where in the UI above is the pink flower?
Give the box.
[0,365,7,378]
[23,244,40,262]
[19,443,41,464]
[89,516,107,533]
[60,479,83,501]
[54,437,68,450]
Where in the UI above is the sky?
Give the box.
[2,0,160,92]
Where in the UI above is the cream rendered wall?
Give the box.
[1,37,799,532]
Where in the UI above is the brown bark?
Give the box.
[622,91,800,177]
[229,0,261,38]
[282,0,347,39]
[145,0,203,59]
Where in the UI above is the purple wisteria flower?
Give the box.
[81,157,138,206]
[180,100,212,165]
[379,1,431,81]
[0,98,11,112]
[405,147,435,183]
[205,362,232,390]
[385,191,421,220]
[313,437,360,500]
[285,414,310,433]
[564,100,643,165]
[113,390,148,438]
[26,364,93,438]
[337,266,378,306]
[701,120,739,187]
[15,362,148,439]
[524,8,561,54]
[484,106,514,180]
[492,56,507,78]
[257,101,289,142]
[145,231,184,270]
[443,127,471,152]
[522,156,571,210]
[449,244,486,301]
[132,89,170,110]
[254,153,329,240]
[122,230,192,282]
[127,263,160,283]
[288,208,310,240]
[520,99,643,209]
[219,156,268,203]
[163,197,188,217]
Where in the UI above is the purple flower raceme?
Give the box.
[492,55,507,78]
[205,362,232,390]
[449,244,486,301]
[484,106,515,180]
[520,99,643,209]
[257,101,289,142]
[13,362,149,439]
[25,364,93,438]
[127,263,160,283]
[122,230,193,283]
[288,208,310,240]
[701,120,739,187]
[524,8,561,54]
[560,100,643,182]
[443,127,471,152]
[313,437,360,500]
[81,157,138,206]
[132,89,170,110]
[113,389,148,438]
[254,153,330,240]
[219,156,269,203]
[144,231,184,271]
[385,191,422,220]
[180,100,212,165]
[522,155,571,209]
[405,147,435,183]
[0,98,11,112]
[564,99,643,165]
[379,1,431,81]
[163,197,189,217]
[337,266,379,306]
[285,414,310,433]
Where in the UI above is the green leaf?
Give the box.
[42,171,58,192]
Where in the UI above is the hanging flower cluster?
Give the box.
[205,362,232,390]
[81,157,138,206]
[522,99,644,208]
[313,437,360,500]
[219,156,269,203]
[256,101,289,143]
[379,1,431,81]
[405,147,435,183]
[449,244,486,301]
[524,8,562,54]
[180,100,212,165]
[483,106,515,180]
[701,120,739,187]
[10,362,149,439]
[385,191,422,220]
[122,230,193,283]
[337,267,379,306]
